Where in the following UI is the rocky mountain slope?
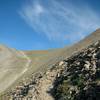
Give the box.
[0,29,100,99]
[52,40,100,100]
[8,38,100,100]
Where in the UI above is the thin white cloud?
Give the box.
[19,0,100,44]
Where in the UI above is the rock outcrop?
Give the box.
[52,41,100,100]
[9,62,65,100]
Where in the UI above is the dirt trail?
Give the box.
[19,51,32,74]
[19,51,31,68]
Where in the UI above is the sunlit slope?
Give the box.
[23,49,62,76]
[0,45,28,93]
[57,28,100,58]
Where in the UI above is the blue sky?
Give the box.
[0,0,100,50]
